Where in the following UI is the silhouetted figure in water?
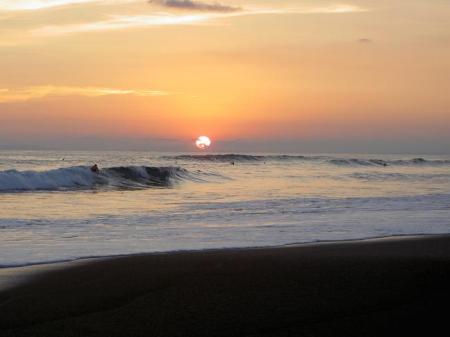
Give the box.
[91,164,99,174]
[231,161,235,165]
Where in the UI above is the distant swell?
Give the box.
[165,154,450,166]
[0,166,193,192]
[329,158,388,166]
[165,154,307,162]
[330,157,450,167]
[349,172,450,181]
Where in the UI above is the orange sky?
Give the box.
[0,0,449,152]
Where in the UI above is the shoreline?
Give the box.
[1,233,450,336]
[1,233,447,290]
[1,232,447,270]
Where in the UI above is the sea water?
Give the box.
[1,151,449,267]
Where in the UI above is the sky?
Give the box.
[0,0,449,153]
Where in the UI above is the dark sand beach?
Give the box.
[1,235,450,337]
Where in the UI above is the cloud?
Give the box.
[30,5,367,37]
[0,86,169,103]
[149,0,241,12]
[0,0,101,11]
[31,14,208,36]
[316,5,364,14]
[357,38,373,43]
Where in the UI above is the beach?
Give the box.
[1,235,449,337]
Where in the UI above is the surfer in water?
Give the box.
[90,164,99,174]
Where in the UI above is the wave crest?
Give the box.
[0,166,191,192]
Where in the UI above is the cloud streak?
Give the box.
[149,0,241,12]
[0,86,169,103]
[0,0,101,11]
[31,14,207,36]
[30,4,366,37]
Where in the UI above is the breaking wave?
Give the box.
[165,154,450,166]
[0,166,201,192]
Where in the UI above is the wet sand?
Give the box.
[1,235,450,336]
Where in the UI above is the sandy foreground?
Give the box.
[1,235,449,336]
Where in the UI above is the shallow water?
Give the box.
[1,151,449,267]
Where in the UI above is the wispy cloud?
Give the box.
[0,86,169,103]
[31,13,207,36]
[30,4,366,37]
[149,0,241,12]
[314,4,364,14]
[247,5,366,16]
[357,38,373,44]
[0,0,102,11]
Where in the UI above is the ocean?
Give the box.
[1,150,449,267]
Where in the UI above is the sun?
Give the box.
[195,136,211,150]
